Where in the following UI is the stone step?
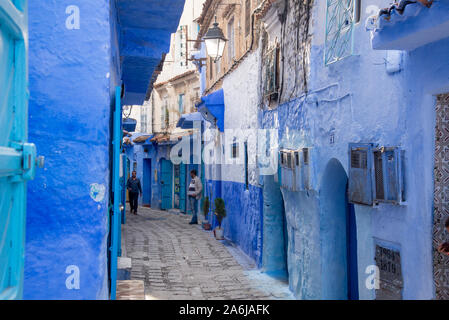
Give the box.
[117,257,132,280]
[116,280,145,300]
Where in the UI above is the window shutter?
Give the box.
[374,147,404,204]
[348,143,375,205]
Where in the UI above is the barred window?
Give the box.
[325,0,355,65]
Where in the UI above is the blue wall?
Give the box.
[221,182,264,267]
[254,1,447,299]
[25,0,116,299]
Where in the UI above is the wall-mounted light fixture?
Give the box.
[203,16,227,62]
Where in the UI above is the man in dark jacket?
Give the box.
[127,170,142,215]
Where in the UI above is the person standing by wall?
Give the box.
[127,170,142,215]
[188,169,203,225]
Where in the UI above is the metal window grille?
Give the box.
[325,0,355,65]
[374,150,385,200]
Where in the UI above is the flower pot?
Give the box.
[202,220,211,230]
[214,227,224,240]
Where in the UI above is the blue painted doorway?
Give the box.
[262,175,289,281]
[142,159,152,207]
[179,164,187,213]
[320,159,359,300]
[0,0,39,300]
[161,159,173,210]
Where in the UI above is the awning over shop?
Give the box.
[176,112,205,129]
[197,89,225,132]
[116,0,185,105]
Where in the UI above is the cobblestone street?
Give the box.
[121,206,294,300]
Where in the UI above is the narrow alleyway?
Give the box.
[119,207,294,300]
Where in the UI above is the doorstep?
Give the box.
[117,224,131,280]
[116,280,145,300]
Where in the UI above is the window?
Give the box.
[228,17,235,62]
[348,143,405,206]
[245,0,251,37]
[263,46,280,102]
[373,147,405,204]
[325,0,356,65]
[178,94,185,115]
[348,143,374,205]
[231,142,239,159]
[280,150,298,191]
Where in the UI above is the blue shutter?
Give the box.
[348,143,375,206]
[374,147,404,204]
[0,0,40,300]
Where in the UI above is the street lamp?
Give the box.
[203,17,227,62]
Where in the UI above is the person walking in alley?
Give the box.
[188,169,202,225]
[127,170,142,215]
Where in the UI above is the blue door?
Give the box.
[143,159,151,206]
[179,164,186,213]
[161,159,173,210]
[0,0,40,300]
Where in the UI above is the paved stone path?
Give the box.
[122,206,294,300]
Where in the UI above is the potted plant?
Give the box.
[202,197,211,231]
[213,198,226,240]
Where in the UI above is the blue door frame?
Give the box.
[0,0,40,300]
[109,86,122,300]
[121,153,127,225]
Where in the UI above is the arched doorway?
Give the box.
[320,158,358,300]
[262,174,289,281]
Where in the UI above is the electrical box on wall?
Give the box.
[279,148,313,192]
[348,143,405,206]
[280,149,296,191]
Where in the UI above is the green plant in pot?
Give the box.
[214,198,226,240]
[202,197,211,230]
